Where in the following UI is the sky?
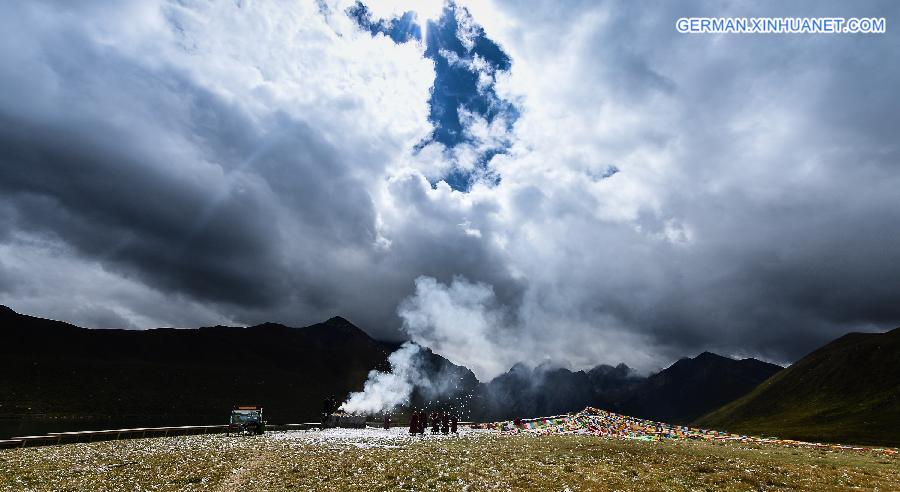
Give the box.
[1,0,899,380]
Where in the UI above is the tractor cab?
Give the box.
[228,405,266,435]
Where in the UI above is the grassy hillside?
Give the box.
[696,327,900,446]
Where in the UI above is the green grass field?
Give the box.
[1,430,898,491]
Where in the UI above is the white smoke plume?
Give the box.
[340,274,658,414]
[340,342,425,414]
[340,336,479,415]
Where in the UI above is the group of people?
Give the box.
[408,410,458,435]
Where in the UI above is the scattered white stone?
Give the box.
[270,426,489,448]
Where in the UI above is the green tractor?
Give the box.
[227,406,266,435]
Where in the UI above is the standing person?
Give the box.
[441,412,449,434]
[322,396,333,424]
[383,414,391,430]
[451,412,458,434]
[408,412,417,435]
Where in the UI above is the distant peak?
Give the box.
[0,305,19,320]
[324,316,364,332]
[249,321,291,330]
[695,351,727,361]
[590,362,633,374]
[667,352,726,371]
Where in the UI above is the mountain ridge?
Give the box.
[695,326,900,446]
[0,305,395,427]
[616,351,782,424]
[9,304,866,443]
[469,350,782,424]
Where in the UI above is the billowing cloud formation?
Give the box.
[398,276,513,380]
[2,0,900,379]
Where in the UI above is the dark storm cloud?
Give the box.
[0,7,277,302]
[0,112,283,306]
[457,0,900,369]
[0,1,390,328]
[661,186,900,359]
[656,3,900,360]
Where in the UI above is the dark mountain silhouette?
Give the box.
[587,363,643,393]
[0,305,785,439]
[471,363,598,420]
[407,345,481,418]
[0,305,396,429]
[696,327,900,446]
[468,354,780,424]
[617,352,782,424]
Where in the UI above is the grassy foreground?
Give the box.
[1,430,898,491]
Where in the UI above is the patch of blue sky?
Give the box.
[348,1,517,192]
[347,2,422,43]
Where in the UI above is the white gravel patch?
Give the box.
[271,426,489,449]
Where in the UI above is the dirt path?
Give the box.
[214,449,271,491]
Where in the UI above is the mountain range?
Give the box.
[469,351,781,425]
[2,305,897,446]
[0,305,392,426]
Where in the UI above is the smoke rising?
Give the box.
[342,273,660,415]
[397,275,660,380]
[397,275,517,381]
[340,342,424,414]
[340,276,508,414]
[339,339,476,415]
